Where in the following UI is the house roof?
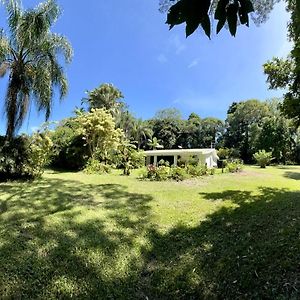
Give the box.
[144,148,218,158]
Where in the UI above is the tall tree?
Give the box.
[0,0,72,139]
[263,0,300,124]
[151,108,183,149]
[85,83,124,117]
[131,118,153,149]
[224,99,270,162]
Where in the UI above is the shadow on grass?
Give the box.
[283,171,300,180]
[1,176,300,299]
[0,178,153,298]
[140,187,300,299]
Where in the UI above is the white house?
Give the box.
[144,149,219,168]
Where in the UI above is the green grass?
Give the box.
[1,165,300,299]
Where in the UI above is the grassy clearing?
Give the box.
[0,166,300,299]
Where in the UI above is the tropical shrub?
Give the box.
[226,159,243,173]
[170,166,189,181]
[0,133,52,180]
[50,118,88,170]
[27,132,53,177]
[83,158,111,174]
[158,159,170,167]
[75,108,123,161]
[186,164,207,177]
[141,165,170,181]
[253,150,273,168]
[112,140,145,175]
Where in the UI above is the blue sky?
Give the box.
[0,0,292,134]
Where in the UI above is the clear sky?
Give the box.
[0,0,292,134]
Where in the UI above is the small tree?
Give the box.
[253,150,272,168]
[75,109,123,162]
[116,139,145,175]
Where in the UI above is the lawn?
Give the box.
[0,166,300,299]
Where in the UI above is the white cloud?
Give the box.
[188,59,199,68]
[168,34,186,55]
[157,53,168,64]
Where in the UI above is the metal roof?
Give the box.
[144,148,218,157]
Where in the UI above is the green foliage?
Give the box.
[27,132,53,177]
[130,119,153,149]
[217,147,231,159]
[114,140,145,175]
[141,163,213,181]
[0,0,72,138]
[83,158,111,174]
[224,99,270,162]
[186,164,207,177]
[263,0,300,125]
[226,159,243,173]
[75,108,123,161]
[157,159,171,167]
[0,133,52,180]
[141,165,190,181]
[141,164,169,181]
[170,166,189,181]
[253,150,272,168]
[84,83,124,117]
[178,114,224,149]
[50,118,88,170]
[147,137,164,150]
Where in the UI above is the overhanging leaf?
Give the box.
[186,18,200,37]
[216,17,226,34]
[201,15,211,38]
[226,3,239,36]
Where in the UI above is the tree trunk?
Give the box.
[5,84,18,141]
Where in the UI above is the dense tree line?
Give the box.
[48,83,300,169]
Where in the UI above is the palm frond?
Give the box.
[0,62,10,77]
[0,30,11,61]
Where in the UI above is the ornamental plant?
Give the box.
[253,150,273,168]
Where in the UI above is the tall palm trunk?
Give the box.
[5,79,19,140]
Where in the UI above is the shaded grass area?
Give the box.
[0,166,300,299]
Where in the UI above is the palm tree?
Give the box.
[84,83,124,117]
[147,137,164,150]
[132,119,153,149]
[0,0,72,139]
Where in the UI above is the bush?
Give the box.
[170,166,189,181]
[83,158,111,174]
[0,134,52,180]
[158,159,170,167]
[50,121,88,170]
[253,150,272,168]
[112,143,145,175]
[27,132,53,177]
[141,165,170,181]
[226,159,243,173]
[186,164,207,177]
[140,163,215,182]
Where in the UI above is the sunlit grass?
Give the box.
[0,165,300,298]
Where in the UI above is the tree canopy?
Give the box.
[160,0,280,38]
[0,0,72,139]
